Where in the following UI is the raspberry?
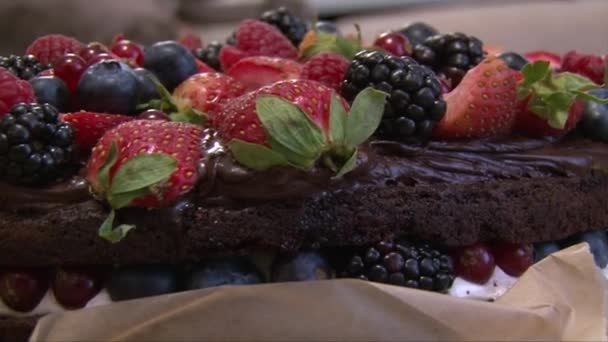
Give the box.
[0,68,35,118]
[301,53,349,91]
[561,51,606,85]
[26,34,85,65]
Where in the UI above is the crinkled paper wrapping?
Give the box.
[30,243,607,341]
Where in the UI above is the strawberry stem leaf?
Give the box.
[110,153,177,196]
[344,87,388,146]
[169,108,207,126]
[329,94,347,145]
[229,139,291,170]
[97,142,119,195]
[520,61,551,88]
[334,148,358,178]
[98,210,135,243]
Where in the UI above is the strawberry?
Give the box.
[60,112,134,151]
[0,68,35,117]
[514,61,608,137]
[218,79,387,175]
[433,57,521,139]
[561,51,606,85]
[226,56,302,91]
[26,34,85,65]
[524,51,561,69]
[195,59,215,73]
[87,120,203,242]
[300,53,349,92]
[218,20,297,70]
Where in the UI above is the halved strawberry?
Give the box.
[60,112,134,152]
[226,56,302,91]
[433,57,521,139]
[524,51,561,69]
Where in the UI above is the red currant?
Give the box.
[452,243,495,284]
[111,40,144,67]
[53,53,87,92]
[137,109,170,121]
[78,42,110,63]
[52,268,102,309]
[492,242,533,277]
[87,53,116,66]
[0,270,48,312]
[373,32,412,57]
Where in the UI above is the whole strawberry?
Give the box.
[219,20,297,70]
[226,56,302,91]
[218,79,387,175]
[300,53,349,92]
[0,68,35,117]
[433,57,521,139]
[87,120,203,242]
[26,34,84,65]
[561,51,606,85]
[61,112,135,152]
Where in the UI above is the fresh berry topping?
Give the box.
[0,270,48,312]
[515,99,584,137]
[76,60,140,115]
[341,240,455,292]
[533,242,560,262]
[300,53,349,92]
[53,53,87,92]
[226,56,302,91]
[452,242,495,284]
[492,242,533,277]
[0,55,50,80]
[87,120,203,241]
[0,68,36,117]
[143,41,198,91]
[413,32,485,87]
[61,111,134,151]
[29,76,70,112]
[0,103,75,185]
[524,51,561,69]
[137,109,170,121]
[498,52,529,71]
[177,32,204,52]
[218,45,246,71]
[26,34,84,66]
[297,30,362,61]
[194,41,223,71]
[52,268,102,309]
[272,251,333,282]
[219,79,385,175]
[111,40,144,67]
[314,21,340,34]
[581,88,608,142]
[106,265,177,301]
[86,53,117,66]
[561,51,606,85]
[132,68,161,104]
[433,57,520,139]
[78,42,111,64]
[399,22,439,48]
[341,50,446,143]
[373,31,412,57]
[195,59,215,73]
[259,7,309,47]
[184,257,263,289]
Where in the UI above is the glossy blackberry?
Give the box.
[259,7,308,46]
[341,50,446,143]
[0,55,50,80]
[413,33,485,87]
[341,240,455,292]
[0,103,75,185]
[194,41,223,71]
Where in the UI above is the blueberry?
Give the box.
[581,89,608,142]
[577,230,608,268]
[271,251,334,282]
[29,76,70,112]
[76,61,140,115]
[314,21,340,35]
[183,257,263,290]
[498,52,529,71]
[533,241,560,262]
[133,68,161,105]
[106,265,178,301]
[143,41,198,91]
[399,22,439,47]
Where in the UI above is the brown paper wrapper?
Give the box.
[30,243,607,341]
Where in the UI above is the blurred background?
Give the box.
[0,0,606,55]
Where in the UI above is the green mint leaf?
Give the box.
[97,142,119,195]
[110,153,177,195]
[108,187,151,209]
[573,90,608,104]
[521,61,551,86]
[98,210,135,243]
[334,148,358,178]
[328,94,347,145]
[344,88,388,146]
[229,139,291,171]
[256,95,325,159]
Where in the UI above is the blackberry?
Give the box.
[194,41,223,71]
[0,55,50,80]
[413,32,485,87]
[259,7,309,46]
[0,103,75,185]
[341,50,446,143]
[341,240,455,292]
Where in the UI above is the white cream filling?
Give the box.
[0,288,111,317]
[448,266,519,301]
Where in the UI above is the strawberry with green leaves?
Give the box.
[218,79,387,175]
[87,120,203,242]
[60,112,134,152]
